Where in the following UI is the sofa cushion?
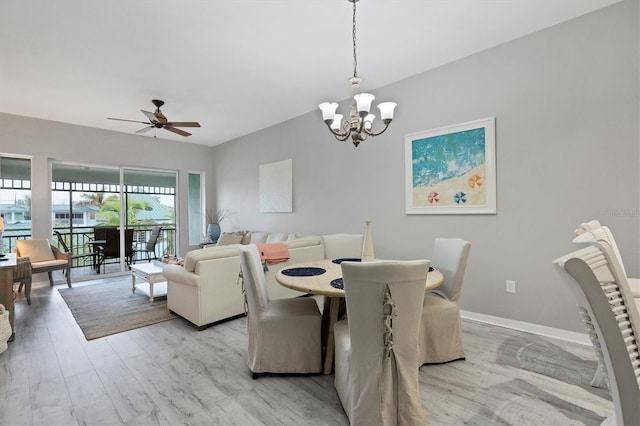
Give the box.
[31,259,69,269]
[16,239,55,262]
[241,231,252,245]
[286,236,322,249]
[266,232,288,243]
[250,231,269,244]
[217,232,245,246]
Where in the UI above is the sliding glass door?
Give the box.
[123,168,176,260]
[51,162,177,280]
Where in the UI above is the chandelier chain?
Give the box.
[352,0,358,78]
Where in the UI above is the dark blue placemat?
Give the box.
[281,267,326,277]
[330,278,343,289]
[332,258,361,264]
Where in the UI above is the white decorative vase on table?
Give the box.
[361,220,375,261]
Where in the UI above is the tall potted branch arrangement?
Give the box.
[206,209,233,243]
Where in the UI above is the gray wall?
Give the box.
[211,1,639,332]
[0,113,216,258]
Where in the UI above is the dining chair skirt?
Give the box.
[418,294,465,364]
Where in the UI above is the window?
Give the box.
[188,172,203,245]
[0,156,32,252]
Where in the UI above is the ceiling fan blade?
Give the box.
[165,121,201,128]
[164,126,191,137]
[135,126,154,134]
[154,111,168,124]
[141,110,160,123]
[108,117,151,125]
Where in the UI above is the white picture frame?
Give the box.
[405,117,496,215]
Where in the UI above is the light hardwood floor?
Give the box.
[1,280,613,425]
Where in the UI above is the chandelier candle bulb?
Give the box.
[354,93,375,114]
[364,114,375,130]
[378,102,397,123]
[319,102,338,122]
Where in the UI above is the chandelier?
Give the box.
[318,0,397,147]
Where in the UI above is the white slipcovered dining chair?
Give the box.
[418,238,471,365]
[334,260,429,426]
[553,241,640,426]
[321,233,363,259]
[238,244,322,378]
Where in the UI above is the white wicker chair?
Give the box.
[553,241,640,425]
[573,220,640,387]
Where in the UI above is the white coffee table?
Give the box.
[130,262,167,303]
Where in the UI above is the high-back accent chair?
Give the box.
[239,244,322,378]
[334,260,429,425]
[553,241,640,426]
[14,239,71,288]
[418,238,471,365]
[134,226,161,262]
[321,233,363,259]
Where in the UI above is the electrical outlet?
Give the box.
[506,280,516,294]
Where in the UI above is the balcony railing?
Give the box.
[2,225,176,271]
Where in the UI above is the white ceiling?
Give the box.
[0,0,621,147]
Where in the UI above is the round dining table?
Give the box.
[276,258,444,375]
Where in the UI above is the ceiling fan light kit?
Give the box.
[108,99,201,137]
[318,0,397,147]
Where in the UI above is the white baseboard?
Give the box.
[461,310,591,346]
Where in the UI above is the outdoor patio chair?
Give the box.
[96,229,134,273]
[54,230,97,272]
[134,226,161,262]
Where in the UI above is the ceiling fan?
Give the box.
[108,99,201,137]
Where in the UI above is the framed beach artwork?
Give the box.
[405,117,496,214]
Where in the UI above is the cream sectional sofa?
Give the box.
[162,231,324,329]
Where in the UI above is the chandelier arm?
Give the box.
[367,122,392,137]
[324,123,351,141]
[334,131,352,142]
